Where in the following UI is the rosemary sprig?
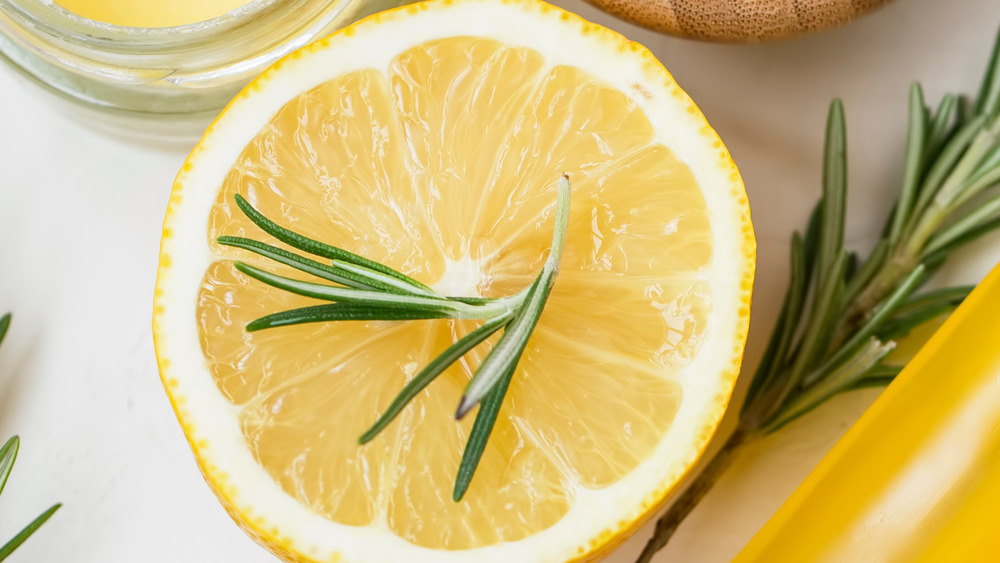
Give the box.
[0,314,61,561]
[221,175,572,500]
[637,27,1000,562]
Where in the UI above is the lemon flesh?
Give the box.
[196,36,712,550]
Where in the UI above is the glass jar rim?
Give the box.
[0,0,373,121]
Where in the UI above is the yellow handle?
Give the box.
[735,262,1000,562]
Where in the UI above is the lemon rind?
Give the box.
[152,0,755,561]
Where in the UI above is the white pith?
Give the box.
[433,256,488,298]
[152,1,754,562]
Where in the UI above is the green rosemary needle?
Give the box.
[637,27,1000,562]
[456,174,571,419]
[0,314,61,561]
[220,175,572,501]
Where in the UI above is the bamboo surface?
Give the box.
[585,0,894,41]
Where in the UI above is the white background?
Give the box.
[0,0,998,561]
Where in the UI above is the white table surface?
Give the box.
[1,0,998,561]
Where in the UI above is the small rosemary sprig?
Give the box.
[0,314,61,561]
[220,175,571,501]
[637,28,1000,562]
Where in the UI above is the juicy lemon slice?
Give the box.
[153,0,755,561]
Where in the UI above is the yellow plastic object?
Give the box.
[55,0,251,27]
[735,262,1000,563]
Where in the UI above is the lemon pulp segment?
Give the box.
[196,36,712,549]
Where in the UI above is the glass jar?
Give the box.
[0,0,407,137]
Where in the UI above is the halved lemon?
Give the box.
[152,0,755,561]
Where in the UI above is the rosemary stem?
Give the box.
[636,428,751,563]
[842,251,915,333]
[904,204,952,259]
[547,174,572,271]
[236,261,521,320]
[638,30,1000,562]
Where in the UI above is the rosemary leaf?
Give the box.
[228,176,571,500]
[842,239,889,306]
[803,265,925,389]
[889,84,928,244]
[548,175,573,262]
[969,142,1000,180]
[0,313,9,349]
[843,252,859,281]
[455,175,571,418]
[910,115,988,220]
[456,270,547,419]
[975,27,1000,118]
[889,285,974,317]
[744,233,806,407]
[743,280,791,406]
[330,259,438,297]
[359,314,512,444]
[453,357,519,502]
[0,503,61,562]
[638,31,1000,559]
[922,214,1000,265]
[233,262,453,310]
[925,94,959,162]
[232,194,433,294]
[778,253,847,404]
[877,286,972,340]
[218,236,402,293]
[935,120,1000,209]
[802,200,823,274]
[0,436,61,562]
[817,100,848,277]
[246,303,453,331]
[765,338,896,432]
[236,262,517,321]
[840,265,926,356]
[924,189,1000,255]
[0,436,17,497]
[959,166,1000,207]
[848,364,902,390]
[0,320,60,558]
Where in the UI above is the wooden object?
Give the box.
[585,0,895,42]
